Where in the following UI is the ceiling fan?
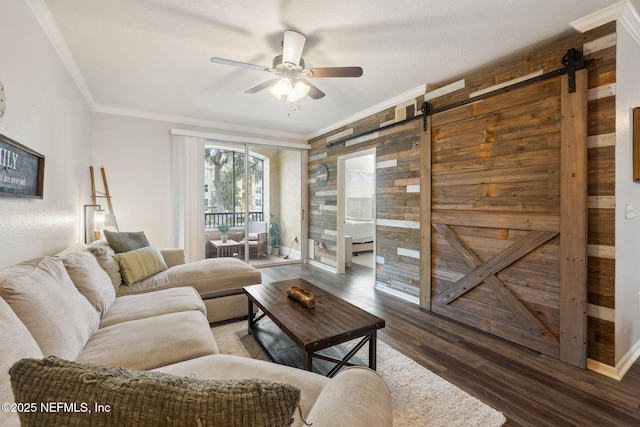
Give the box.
[211,30,363,102]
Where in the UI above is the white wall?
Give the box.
[91,113,174,247]
[615,20,640,366]
[0,1,92,268]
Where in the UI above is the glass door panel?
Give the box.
[246,146,302,266]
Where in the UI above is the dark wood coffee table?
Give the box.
[243,278,385,377]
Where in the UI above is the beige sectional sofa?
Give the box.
[86,239,262,324]
[0,242,392,427]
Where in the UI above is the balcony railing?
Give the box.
[205,211,264,228]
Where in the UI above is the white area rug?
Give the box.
[212,322,506,427]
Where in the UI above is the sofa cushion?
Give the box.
[78,310,217,370]
[99,287,206,328]
[0,257,99,360]
[0,298,43,427]
[104,230,150,253]
[156,354,330,427]
[114,245,168,285]
[59,250,116,316]
[159,248,186,268]
[87,241,123,289]
[117,257,261,299]
[306,367,393,427]
[11,356,301,427]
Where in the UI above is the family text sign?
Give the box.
[0,133,44,198]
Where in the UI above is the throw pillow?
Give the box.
[87,241,123,289]
[104,230,150,253]
[59,250,117,316]
[114,246,168,285]
[10,356,301,427]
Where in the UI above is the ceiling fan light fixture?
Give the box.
[211,30,359,102]
[269,78,310,102]
[290,80,310,102]
[268,78,292,99]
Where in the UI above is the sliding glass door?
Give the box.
[204,141,304,267]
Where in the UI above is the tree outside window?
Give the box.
[204,146,264,228]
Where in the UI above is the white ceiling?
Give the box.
[39,0,625,139]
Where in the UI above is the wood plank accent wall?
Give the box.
[584,25,617,367]
[307,21,617,368]
[308,106,423,297]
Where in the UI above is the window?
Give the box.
[346,169,374,220]
[204,145,264,228]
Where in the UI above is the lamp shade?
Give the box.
[268,78,293,100]
[290,80,310,102]
[84,204,105,244]
[93,208,106,232]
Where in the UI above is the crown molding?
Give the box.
[570,0,627,32]
[619,1,640,46]
[571,0,640,47]
[170,128,310,150]
[26,0,96,109]
[305,84,426,140]
[95,105,307,144]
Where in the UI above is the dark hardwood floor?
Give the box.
[258,262,640,427]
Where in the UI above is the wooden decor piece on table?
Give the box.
[287,285,315,308]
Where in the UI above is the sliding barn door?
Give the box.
[428,71,587,367]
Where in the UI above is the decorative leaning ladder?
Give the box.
[90,166,119,239]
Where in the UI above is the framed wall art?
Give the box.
[0,133,45,198]
[634,107,640,182]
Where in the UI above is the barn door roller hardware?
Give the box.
[563,48,590,93]
[422,101,430,131]
[425,48,593,117]
[328,48,592,146]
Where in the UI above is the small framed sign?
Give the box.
[0,133,45,198]
[315,163,329,187]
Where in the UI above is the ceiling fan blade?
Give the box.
[282,30,306,65]
[244,78,281,94]
[211,57,269,72]
[306,66,363,78]
[299,79,325,100]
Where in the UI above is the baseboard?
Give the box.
[615,338,640,379]
[587,338,640,380]
[587,359,621,380]
[307,259,337,273]
[375,282,420,305]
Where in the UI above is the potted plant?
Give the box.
[268,214,281,256]
[218,223,230,243]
